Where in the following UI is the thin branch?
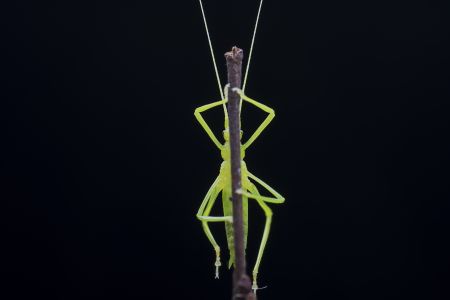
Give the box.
[225,46,256,300]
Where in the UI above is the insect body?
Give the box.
[195,0,284,292]
[195,85,285,291]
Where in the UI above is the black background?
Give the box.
[2,1,449,299]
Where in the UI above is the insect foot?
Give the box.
[252,280,258,294]
[224,83,230,100]
[231,87,243,95]
[214,246,221,279]
[252,272,259,294]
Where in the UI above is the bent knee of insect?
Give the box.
[196,214,207,221]
[196,214,205,221]
[278,196,286,203]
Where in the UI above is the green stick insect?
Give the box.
[195,0,285,292]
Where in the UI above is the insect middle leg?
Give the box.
[196,175,231,278]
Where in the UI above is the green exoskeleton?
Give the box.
[195,1,285,292]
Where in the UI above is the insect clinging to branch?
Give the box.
[194,0,285,293]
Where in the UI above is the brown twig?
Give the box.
[225,46,256,300]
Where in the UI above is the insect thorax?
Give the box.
[220,140,248,190]
[221,129,245,161]
[221,142,246,162]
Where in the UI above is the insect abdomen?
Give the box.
[222,187,249,269]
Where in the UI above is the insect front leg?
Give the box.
[194,98,228,150]
[232,88,276,150]
[196,176,231,279]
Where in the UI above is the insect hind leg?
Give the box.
[243,183,274,293]
[196,177,231,279]
[247,171,285,204]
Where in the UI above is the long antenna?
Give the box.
[242,0,264,93]
[198,0,264,113]
[198,0,224,100]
